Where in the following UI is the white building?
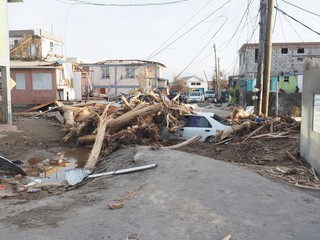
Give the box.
[180,75,208,94]
[80,59,167,96]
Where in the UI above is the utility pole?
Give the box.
[255,0,267,115]
[213,44,219,100]
[218,57,221,99]
[261,0,275,117]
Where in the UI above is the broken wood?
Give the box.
[106,104,162,134]
[24,100,56,112]
[165,135,201,150]
[295,183,320,190]
[63,107,75,129]
[85,105,111,169]
[221,121,251,140]
[241,125,265,143]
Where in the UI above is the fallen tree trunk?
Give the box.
[106,104,162,134]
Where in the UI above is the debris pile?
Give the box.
[59,91,192,155]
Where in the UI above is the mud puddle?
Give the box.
[25,148,90,183]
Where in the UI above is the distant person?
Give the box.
[295,86,299,93]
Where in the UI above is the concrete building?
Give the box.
[238,42,320,79]
[300,68,320,173]
[180,75,208,94]
[79,60,167,96]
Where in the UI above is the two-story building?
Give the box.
[79,59,167,97]
[9,29,64,61]
[8,29,75,104]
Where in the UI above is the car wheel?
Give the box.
[205,136,216,143]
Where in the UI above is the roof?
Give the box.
[10,61,62,69]
[238,42,320,53]
[82,59,166,68]
[180,75,205,82]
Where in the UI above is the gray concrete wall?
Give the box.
[300,68,320,173]
[240,91,302,116]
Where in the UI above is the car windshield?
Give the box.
[190,92,200,96]
[206,91,214,94]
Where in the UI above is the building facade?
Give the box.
[10,61,75,105]
[9,29,64,61]
[180,75,208,94]
[238,42,320,79]
[79,60,166,96]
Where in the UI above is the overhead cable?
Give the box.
[60,0,188,7]
[281,0,320,18]
[275,6,320,36]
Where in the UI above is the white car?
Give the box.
[180,112,230,142]
[187,92,205,103]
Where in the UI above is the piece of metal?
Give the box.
[88,163,158,178]
[65,168,92,186]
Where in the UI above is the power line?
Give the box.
[146,0,212,59]
[176,17,228,78]
[59,0,188,7]
[147,0,232,60]
[275,6,320,36]
[281,0,320,18]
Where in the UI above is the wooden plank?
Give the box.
[24,100,56,112]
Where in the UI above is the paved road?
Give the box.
[0,147,319,240]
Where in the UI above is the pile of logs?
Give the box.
[59,91,193,156]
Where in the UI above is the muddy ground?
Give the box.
[1,114,320,239]
[0,113,318,200]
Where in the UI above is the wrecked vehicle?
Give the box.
[180,112,230,142]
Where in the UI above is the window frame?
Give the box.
[15,73,26,90]
[32,73,52,90]
[101,66,110,79]
[125,66,135,79]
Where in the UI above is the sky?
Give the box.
[7,0,320,80]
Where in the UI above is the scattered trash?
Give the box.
[126,233,139,240]
[0,155,26,176]
[27,188,41,193]
[108,202,124,210]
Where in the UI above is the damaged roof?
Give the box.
[86,59,166,68]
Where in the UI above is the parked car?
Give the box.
[204,90,215,101]
[180,112,230,142]
[187,92,205,103]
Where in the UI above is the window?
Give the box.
[281,48,288,54]
[297,58,304,62]
[196,83,200,86]
[101,66,110,79]
[255,48,259,62]
[284,76,289,82]
[314,94,320,133]
[191,83,195,86]
[50,41,54,51]
[32,73,52,90]
[297,48,304,54]
[125,66,135,78]
[16,73,26,90]
[185,116,212,128]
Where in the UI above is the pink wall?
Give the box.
[11,68,57,105]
